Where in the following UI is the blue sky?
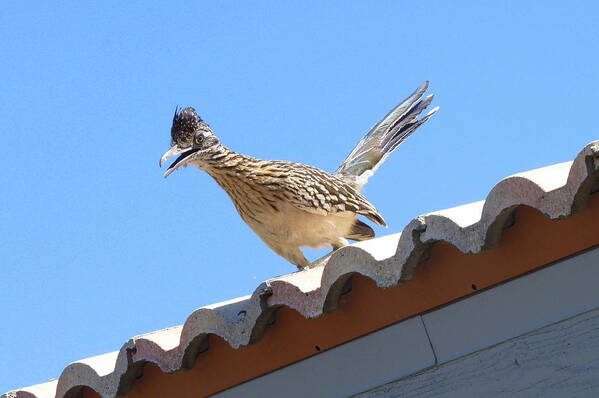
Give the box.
[1,1,598,392]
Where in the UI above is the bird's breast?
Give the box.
[208,170,355,249]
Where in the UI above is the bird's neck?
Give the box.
[191,144,251,173]
[191,144,263,210]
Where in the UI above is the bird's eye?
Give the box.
[193,133,203,146]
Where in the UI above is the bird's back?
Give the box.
[199,148,385,227]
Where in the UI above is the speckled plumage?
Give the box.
[160,82,438,268]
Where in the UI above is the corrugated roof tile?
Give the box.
[4,140,599,398]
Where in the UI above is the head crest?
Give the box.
[171,106,205,142]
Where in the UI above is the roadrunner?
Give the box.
[160,81,438,269]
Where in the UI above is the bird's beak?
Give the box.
[160,145,197,178]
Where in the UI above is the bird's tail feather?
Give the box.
[335,81,438,190]
[344,219,375,241]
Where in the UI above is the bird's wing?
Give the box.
[272,163,387,226]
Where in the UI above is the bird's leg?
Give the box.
[331,238,349,251]
[279,247,311,271]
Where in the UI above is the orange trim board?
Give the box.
[105,194,599,398]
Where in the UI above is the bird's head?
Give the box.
[159,107,220,177]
